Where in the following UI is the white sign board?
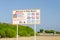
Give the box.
[12,9,40,24]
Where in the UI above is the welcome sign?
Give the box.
[12,9,40,24]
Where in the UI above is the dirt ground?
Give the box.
[0,36,60,40]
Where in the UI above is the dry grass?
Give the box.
[0,36,60,40]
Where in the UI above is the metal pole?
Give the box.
[34,24,36,40]
[17,23,18,40]
[17,15,18,40]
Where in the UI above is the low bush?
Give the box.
[5,29,16,38]
[40,29,44,33]
[0,23,34,37]
[45,30,55,33]
[0,30,6,38]
[18,25,34,36]
[56,31,60,34]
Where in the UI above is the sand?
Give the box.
[0,36,60,40]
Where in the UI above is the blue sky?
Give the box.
[0,0,60,31]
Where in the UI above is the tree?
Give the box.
[40,29,44,33]
[45,30,55,33]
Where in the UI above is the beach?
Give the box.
[0,36,60,40]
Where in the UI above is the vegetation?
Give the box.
[18,25,34,36]
[40,29,44,33]
[0,23,34,38]
[45,30,55,33]
[38,29,60,34]
[56,31,60,34]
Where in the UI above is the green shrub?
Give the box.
[0,23,34,37]
[18,25,34,36]
[0,30,6,38]
[18,31,29,36]
[56,31,60,34]
[40,29,44,33]
[5,29,16,38]
[45,30,55,33]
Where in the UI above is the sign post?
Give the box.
[34,24,36,40]
[17,19,18,40]
[12,9,40,40]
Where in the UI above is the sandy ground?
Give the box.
[0,36,60,40]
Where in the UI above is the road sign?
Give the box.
[12,9,40,24]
